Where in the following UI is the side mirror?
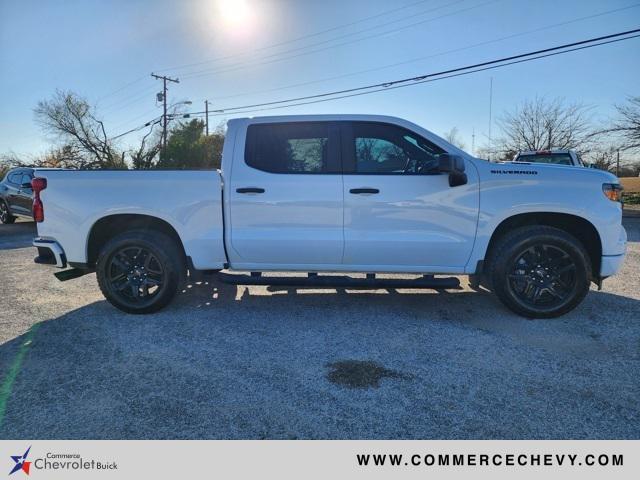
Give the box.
[438,154,468,187]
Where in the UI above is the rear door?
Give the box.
[340,121,479,271]
[227,121,344,268]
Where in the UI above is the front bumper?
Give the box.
[600,224,627,277]
[601,253,625,277]
[33,237,67,268]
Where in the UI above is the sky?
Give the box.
[0,0,639,158]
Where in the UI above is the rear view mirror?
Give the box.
[21,182,32,189]
[438,154,467,187]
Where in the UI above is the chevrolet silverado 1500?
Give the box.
[31,115,626,318]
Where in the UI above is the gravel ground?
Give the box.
[0,219,639,439]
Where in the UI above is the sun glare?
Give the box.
[218,0,252,28]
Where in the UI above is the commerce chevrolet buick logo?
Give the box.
[8,446,31,476]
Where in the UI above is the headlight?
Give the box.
[602,183,623,202]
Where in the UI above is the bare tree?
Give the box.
[0,153,21,178]
[586,145,617,172]
[443,127,466,149]
[34,90,126,169]
[0,152,28,170]
[129,126,162,170]
[496,97,593,153]
[1,145,87,171]
[38,145,86,168]
[604,96,640,152]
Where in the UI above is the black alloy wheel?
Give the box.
[507,244,577,309]
[488,226,591,318]
[106,246,165,306]
[96,230,184,314]
[0,200,16,224]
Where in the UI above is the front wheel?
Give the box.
[96,230,185,314]
[0,200,16,224]
[488,226,592,318]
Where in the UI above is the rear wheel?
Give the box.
[96,230,185,314]
[488,226,591,318]
[0,200,16,224]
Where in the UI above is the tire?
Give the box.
[0,200,16,224]
[96,230,185,314]
[487,226,591,318]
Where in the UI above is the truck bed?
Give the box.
[34,169,226,270]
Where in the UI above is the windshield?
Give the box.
[516,153,573,165]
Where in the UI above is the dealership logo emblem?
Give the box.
[8,446,31,476]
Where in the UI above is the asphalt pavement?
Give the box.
[0,219,639,439]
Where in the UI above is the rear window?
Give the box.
[516,154,573,165]
[245,123,330,174]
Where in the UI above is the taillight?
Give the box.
[31,177,47,222]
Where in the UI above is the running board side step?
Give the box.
[215,272,461,290]
[54,268,92,282]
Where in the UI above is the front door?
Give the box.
[6,170,31,216]
[227,121,344,268]
[341,121,479,272]
[15,171,34,214]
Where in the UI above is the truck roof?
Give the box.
[235,113,414,123]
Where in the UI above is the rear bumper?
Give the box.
[33,237,67,268]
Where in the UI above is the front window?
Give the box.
[350,122,445,174]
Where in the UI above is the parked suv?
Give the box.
[0,167,34,224]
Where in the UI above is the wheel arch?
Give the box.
[86,214,187,268]
[484,212,602,278]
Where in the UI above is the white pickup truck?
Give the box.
[31,114,626,318]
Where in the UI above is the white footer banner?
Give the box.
[0,440,638,479]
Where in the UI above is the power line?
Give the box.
[94,0,439,109]
[188,32,640,118]
[184,29,640,114]
[96,75,148,102]
[97,0,505,119]
[154,0,436,74]
[180,0,498,80]
[111,117,162,140]
[101,0,478,120]
[113,29,640,139]
[208,3,640,102]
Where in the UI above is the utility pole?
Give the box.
[151,73,179,158]
[205,100,209,135]
[488,77,493,161]
[616,148,620,177]
[471,128,475,156]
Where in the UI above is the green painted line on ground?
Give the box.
[0,323,40,429]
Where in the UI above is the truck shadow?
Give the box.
[1,279,639,439]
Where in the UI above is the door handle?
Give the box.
[236,187,265,194]
[349,188,379,194]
